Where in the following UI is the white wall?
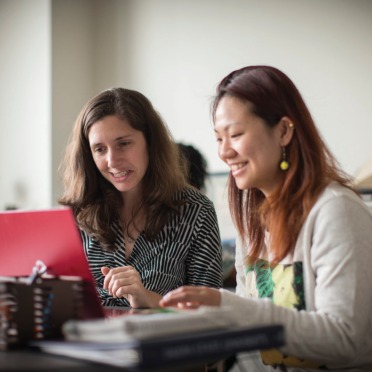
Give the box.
[0,0,51,210]
[1,0,372,210]
[106,0,372,176]
[51,0,95,203]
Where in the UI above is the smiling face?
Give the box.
[214,96,291,197]
[88,115,149,201]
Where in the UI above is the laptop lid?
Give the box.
[0,207,105,319]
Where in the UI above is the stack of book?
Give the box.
[31,306,285,369]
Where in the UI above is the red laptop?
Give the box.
[0,207,105,319]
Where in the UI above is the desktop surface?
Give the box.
[0,348,206,371]
[0,348,112,371]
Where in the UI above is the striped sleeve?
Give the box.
[183,190,223,288]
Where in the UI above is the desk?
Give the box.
[0,348,113,371]
[0,348,206,371]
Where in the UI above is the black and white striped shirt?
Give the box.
[81,187,223,306]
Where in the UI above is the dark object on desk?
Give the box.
[32,324,285,370]
[0,276,84,350]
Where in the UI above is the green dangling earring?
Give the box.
[280,146,290,171]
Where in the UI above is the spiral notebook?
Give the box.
[0,207,106,319]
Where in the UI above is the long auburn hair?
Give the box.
[59,88,188,250]
[212,66,353,264]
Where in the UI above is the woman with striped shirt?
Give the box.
[59,88,223,308]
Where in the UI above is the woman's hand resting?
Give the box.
[101,266,162,308]
[159,286,222,309]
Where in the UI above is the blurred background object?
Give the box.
[178,143,208,192]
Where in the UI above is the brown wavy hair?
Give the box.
[59,88,188,250]
[212,66,354,264]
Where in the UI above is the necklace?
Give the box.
[122,212,143,245]
[126,236,136,244]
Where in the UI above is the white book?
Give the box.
[63,306,238,343]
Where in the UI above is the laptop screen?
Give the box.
[0,207,104,319]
